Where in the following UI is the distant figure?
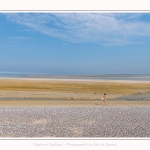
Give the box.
[102,93,107,106]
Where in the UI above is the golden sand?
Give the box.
[1,78,150,94]
[0,78,150,106]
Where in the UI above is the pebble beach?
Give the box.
[0,106,150,138]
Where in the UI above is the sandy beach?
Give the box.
[0,77,150,137]
[0,77,150,106]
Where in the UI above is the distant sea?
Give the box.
[1,72,150,82]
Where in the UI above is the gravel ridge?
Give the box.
[0,106,150,138]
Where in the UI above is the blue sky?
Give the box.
[0,13,150,75]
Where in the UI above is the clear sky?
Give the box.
[0,13,150,75]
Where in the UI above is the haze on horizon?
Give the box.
[0,13,150,76]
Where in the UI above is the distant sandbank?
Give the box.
[1,77,150,83]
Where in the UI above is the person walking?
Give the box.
[102,93,107,106]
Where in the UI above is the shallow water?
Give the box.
[117,93,150,101]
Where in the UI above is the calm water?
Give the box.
[0,72,150,82]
